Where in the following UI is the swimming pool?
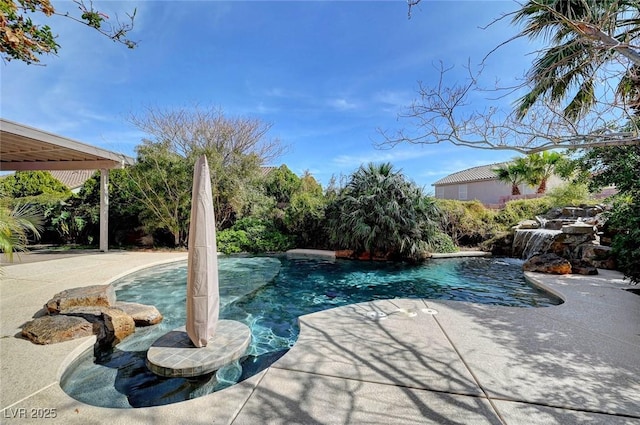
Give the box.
[60,255,560,408]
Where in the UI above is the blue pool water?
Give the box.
[60,255,560,408]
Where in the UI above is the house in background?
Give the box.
[432,163,563,208]
[49,170,97,193]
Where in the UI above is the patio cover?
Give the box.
[0,118,135,252]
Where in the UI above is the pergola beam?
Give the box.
[1,160,126,171]
[1,118,135,253]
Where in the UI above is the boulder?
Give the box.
[483,231,513,256]
[550,232,595,255]
[114,301,163,326]
[21,315,93,345]
[517,220,540,229]
[561,223,595,235]
[335,250,393,261]
[561,207,586,218]
[335,250,355,259]
[584,206,605,217]
[579,244,617,270]
[46,285,116,314]
[545,208,563,219]
[523,253,572,275]
[570,260,598,275]
[581,212,607,228]
[543,219,571,231]
[61,306,135,346]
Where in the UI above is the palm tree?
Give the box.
[493,160,529,195]
[0,204,43,263]
[513,0,640,120]
[328,163,439,261]
[522,151,565,193]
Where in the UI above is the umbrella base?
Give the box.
[146,320,251,377]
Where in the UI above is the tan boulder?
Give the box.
[517,220,540,229]
[579,244,617,270]
[46,285,116,314]
[561,223,595,235]
[335,250,355,259]
[62,306,135,346]
[21,315,94,345]
[523,253,572,275]
[114,301,163,326]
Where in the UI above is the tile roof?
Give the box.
[49,170,97,190]
[261,166,277,176]
[432,162,509,186]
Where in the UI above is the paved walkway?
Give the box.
[1,252,639,424]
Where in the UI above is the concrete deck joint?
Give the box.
[425,301,509,425]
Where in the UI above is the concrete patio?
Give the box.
[1,251,639,424]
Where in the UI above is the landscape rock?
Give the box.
[543,219,573,230]
[544,208,563,219]
[561,207,586,218]
[523,253,572,275]
[517,220,540,229]
[46,285,116,314]
[484,231,513,256]
[570,260,598,275]
[561,222,595,235]
[584,206,605,217]
[21,315,93,345]
[578,244,617,270]
[114,301,163,326]
[335,249,355,259]
[335,250,393,261]
[62,306,135,346]
[581,212,607,228]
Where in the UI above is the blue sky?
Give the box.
[1,1,539,191]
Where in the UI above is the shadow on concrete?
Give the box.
[231,299,504,425]
[428,300,640,424]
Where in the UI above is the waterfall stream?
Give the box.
[512,229,562,259]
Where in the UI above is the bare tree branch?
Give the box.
[384,0,640,154]
[377,62,640,154]
[128,105,288,165]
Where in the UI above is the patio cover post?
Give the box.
[1,119,135,254]
[100,169,109,252]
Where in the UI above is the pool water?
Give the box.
[60,255,560,408]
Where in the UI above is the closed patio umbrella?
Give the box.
[186,155,219,347]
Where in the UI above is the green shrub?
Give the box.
[428,231,458,253]
[607,195,640,284]
[216,229,250,254]
[546,182,592,207]
[494,198,552,228]
[284,190,328,248]
[0,171,70,198]
[222,217,295,253]
[435,199,498,246]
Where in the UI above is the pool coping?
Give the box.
[1,251,638,424]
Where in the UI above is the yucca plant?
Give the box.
[0,203,44,263]
[328,162,439,261]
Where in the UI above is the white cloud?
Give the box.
[373,90,414,109]
[328,98,358,111]
[332,148,435,168]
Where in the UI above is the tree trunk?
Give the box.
[512,184,521,195]
[537,178,547,194]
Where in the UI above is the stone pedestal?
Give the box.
[146,320,251,378]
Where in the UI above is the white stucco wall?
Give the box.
[434,175,564,206]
